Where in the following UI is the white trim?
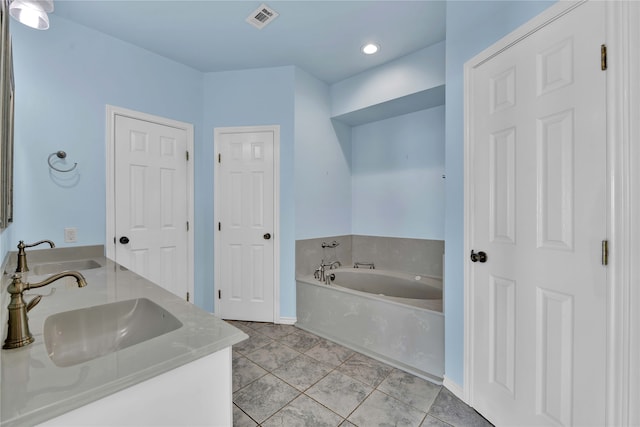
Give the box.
[442,376,465,402]
[464,0,617,415]
[606,2,639,425]
[105,105,195,302]
[213,125,281,322]
[277,316,296,325]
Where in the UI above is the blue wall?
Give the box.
[444,0,555,387]
[201,66,296,315]
[294,68,352,240]
[351,106,445,239]
[7,15,204,301]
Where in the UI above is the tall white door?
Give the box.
[215,126,277,322]
[113,114,190,300]
[468,2,607,425]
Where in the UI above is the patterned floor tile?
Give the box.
[233,356,268,392]
[279,329,323,352]
[233,404,257,427]
[262,394,344,427]
[272,354,332,391]
[233,374,300,424]
[233,332,273,355]
[348,390,426,427]
[429,388,492,427]
[305,338,354,367]
[254,323,297,340]
[337,353,393,387]
[378,368,441,412]
[244,340,301,371]
[305,371,372,418]
[421,414,453,427]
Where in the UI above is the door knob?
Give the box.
[470,250,487,263]
[119,236,130,244]
[263,233,271,240]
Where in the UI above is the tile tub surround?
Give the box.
[230,321,492,427]
[296,235,444,278]
[296,278,444,383]
[0,252,247,426]
[296,235,353,277]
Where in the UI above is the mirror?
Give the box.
[0,0,14,229]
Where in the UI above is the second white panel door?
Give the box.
[216,127,276,322]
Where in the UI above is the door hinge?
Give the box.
[218,222,221,231]
[186,221,190,231]
[602,240,609,266]
[601,44,607,71]
[218,290,221,299]
[186,150,190,161]
[186,292,190,302]
[218,153,221,163]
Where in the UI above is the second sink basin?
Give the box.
[32,259,101,275]
[44,298,183,367]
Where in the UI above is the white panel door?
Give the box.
[216,128,275,322]
[468,2,607,425]
[114,115,189,299]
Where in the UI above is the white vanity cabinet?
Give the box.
[39,348,233,427]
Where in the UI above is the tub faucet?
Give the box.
[3,271,87,350]
[329,261,341,269]
[315,260,337,283]
[15,240,55,273]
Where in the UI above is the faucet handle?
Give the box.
[26,295,42,312]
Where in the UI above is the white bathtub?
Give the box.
[296,268,444,382]
[327,268,442,311]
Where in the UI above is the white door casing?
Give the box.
[106,105,194,301]
[465,2,607,426]
[214,126,280,322]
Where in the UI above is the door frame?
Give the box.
[463,1,633,424]
[105,105,195,300]
[213,125,281,322]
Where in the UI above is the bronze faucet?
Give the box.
[15,240,55,273]
[3,272,87,350]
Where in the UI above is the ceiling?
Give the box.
[52,0,446,84]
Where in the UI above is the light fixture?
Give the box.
[361,43,380,55]
[9,0,54,30]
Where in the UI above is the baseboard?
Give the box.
[278,316,297,325]
[443,376,466,403]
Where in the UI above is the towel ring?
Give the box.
[48,151,77,173]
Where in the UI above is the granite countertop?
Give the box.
[0,247,247,426]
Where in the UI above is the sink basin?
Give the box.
[44,298,183,367]
[32,259,101,275]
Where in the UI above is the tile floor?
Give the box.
[228,321,492,427]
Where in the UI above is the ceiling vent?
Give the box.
[246,3,279,30]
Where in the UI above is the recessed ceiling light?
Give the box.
[361,43,380,55]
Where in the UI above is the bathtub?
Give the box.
[296,268,444,383]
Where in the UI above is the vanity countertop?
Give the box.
[0,250,247,426]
